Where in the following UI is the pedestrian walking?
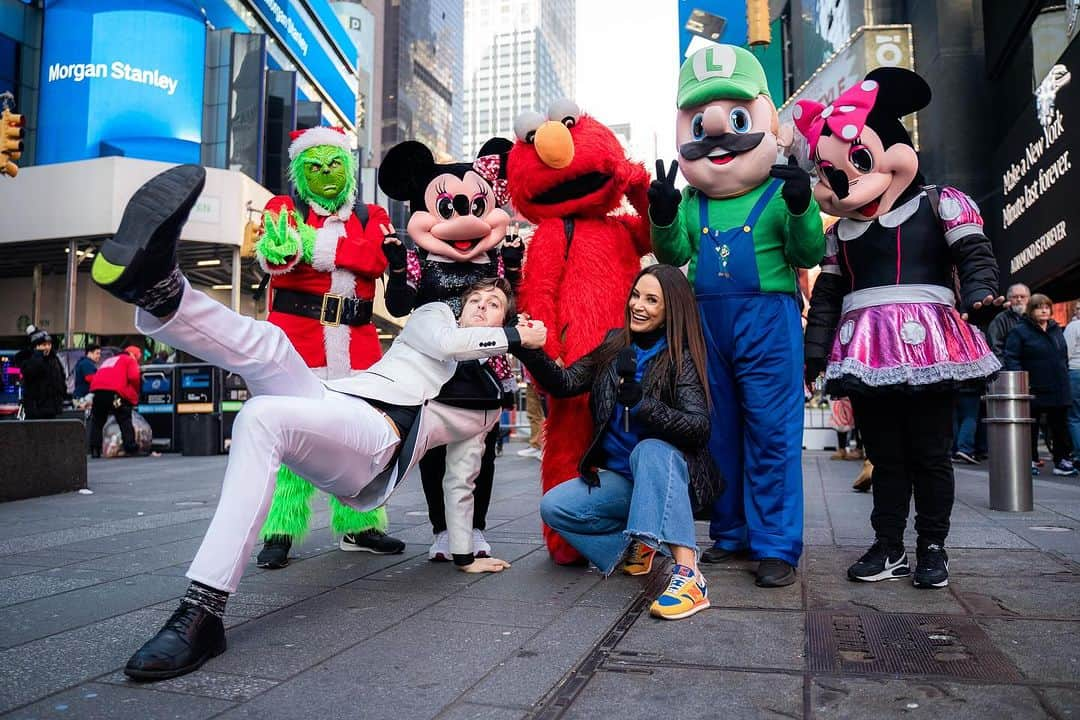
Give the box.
[1004,294,1077,476]
[88,345,142,458]
[987,284,1030,361]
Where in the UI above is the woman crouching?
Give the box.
[512,264,721,620]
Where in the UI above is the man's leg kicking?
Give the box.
[124,391,398,681]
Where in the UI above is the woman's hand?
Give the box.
[458,557,511,573]
[517,317,547,349]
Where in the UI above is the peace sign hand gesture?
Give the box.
[648,159,682,227]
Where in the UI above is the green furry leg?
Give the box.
[329,497,388,535]
[260,466,317,541]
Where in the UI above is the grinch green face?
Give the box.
[291,144,356,211]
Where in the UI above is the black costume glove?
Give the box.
[501,234,524,269]
[382,232,408,275]
[804,357,827,387]
[648,159,682,227]
[769,155,812,215]
[617,379,643,409]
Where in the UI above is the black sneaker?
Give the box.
[340,529,405,554]
[124,603,226,681]
[913,544,949,588]
[755,558,797,587]
[256,535,292,569]
[92,164,206,316]
[700,545,749,564]
[847,540,911,582]
[952,451,977,465]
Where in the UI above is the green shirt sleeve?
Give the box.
[783,196,826,268]
[650,187,695,267]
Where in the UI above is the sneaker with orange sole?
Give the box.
[649,564,709,620]
[622,542,656,576]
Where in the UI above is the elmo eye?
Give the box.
[691,113,705,140]
[729,107,752,134]
[849,144,874,172]
[436,196,454,219]
[471,196,487,217]
[514,110,545,143]
[548,98,580,128]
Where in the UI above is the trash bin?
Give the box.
[983,370,1034,511]
[179,413,220,456]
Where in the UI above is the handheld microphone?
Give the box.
[615,347,637,432]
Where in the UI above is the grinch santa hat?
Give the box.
[288,126,351,160]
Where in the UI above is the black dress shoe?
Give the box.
[340,529,406,554]
[755,558,797,587]
[257,535,292,569]
[700,546,748,564]
[124,603,225,681]
[92,164,205,310]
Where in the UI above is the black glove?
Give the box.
[382,233,408,274]
[648,159,682,226]
[804,357,827,387]
[617,379,643,409]
[501,234,524,269]
[769,155,812,215]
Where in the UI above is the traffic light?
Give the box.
[747,0,771,47]
[0,108,24,178]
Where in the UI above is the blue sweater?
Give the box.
[598,338,668,479]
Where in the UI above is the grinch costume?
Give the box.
[255,126,404,568]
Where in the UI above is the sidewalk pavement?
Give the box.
[0,445,1077,719]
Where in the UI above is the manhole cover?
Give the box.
[807,612,1022,681]
[1028,525,1073,532]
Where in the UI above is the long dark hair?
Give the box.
[586,264,710,406]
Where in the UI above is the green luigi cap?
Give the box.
[677,44,770,109]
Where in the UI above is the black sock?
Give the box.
[141,266,185,318]
[181,580,228,618]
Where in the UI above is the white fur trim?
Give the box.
[289,127,349,160]
[322,268,358,380]
[311,218,344,272]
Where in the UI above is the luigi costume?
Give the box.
[650,45,824,586]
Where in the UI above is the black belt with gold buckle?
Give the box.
[272,288,373,327]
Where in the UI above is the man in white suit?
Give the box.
[91,165,547,681]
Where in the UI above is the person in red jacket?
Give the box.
[89,345,142,458]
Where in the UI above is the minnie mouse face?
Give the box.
[794,68,930,221]
[813,124,917,219]
[379,138,512,263]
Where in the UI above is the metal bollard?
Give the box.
[982,370,1034,511]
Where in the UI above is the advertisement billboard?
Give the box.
[36,0,206,165]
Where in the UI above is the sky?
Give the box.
[575,0,680,167]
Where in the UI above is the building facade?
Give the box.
[462,0,574,158]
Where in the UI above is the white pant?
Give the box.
[136,285,399,592]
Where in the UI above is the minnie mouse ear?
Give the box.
[864,67,931,118]
[378,141,435,203]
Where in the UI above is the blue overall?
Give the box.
[695,180,804,566]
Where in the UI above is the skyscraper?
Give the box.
[463,0,575,158]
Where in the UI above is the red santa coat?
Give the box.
[259,196,389,378]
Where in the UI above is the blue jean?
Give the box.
[953,388,981,455]
[1069,369,1080,460]
[539,439,698,576]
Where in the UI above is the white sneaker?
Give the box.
[516,447,542,458]
[472,528,492,558]
[428,531,450,562]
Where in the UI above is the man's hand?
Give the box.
[648,159,682,226]
[501,226,524,269]
[769,155,812,215]
[380,223,408,274]
[961,293,1006,322]
[258,210,300,265]
[458,557,511,573]
[517,318,547,349]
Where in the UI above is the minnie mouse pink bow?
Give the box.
[474,154,511,207]
[793,79,879,156]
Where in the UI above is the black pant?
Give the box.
[851,390,956,548]
[420,427,497,533]
[1033,404,1073,463]
[89,391,136,456]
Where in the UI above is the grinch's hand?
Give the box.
[501,226,524,269]
[257,210,300,265]
[648,159,681,226]
[380,223,408,274]
[770,155,812,215]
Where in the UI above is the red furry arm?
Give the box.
[519,220,567,359]
[619,162,653,256]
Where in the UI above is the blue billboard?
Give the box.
[37,0,206,165]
